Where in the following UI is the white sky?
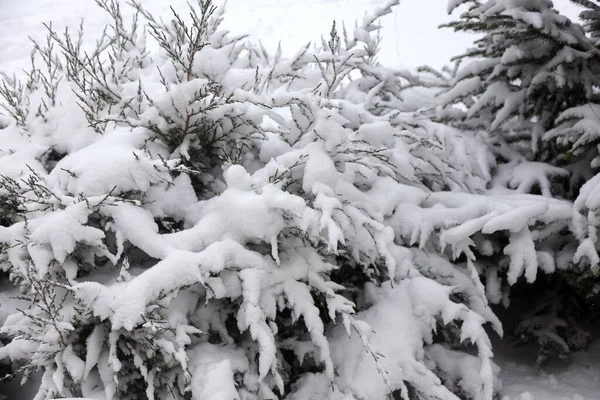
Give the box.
[383,0,582,69]
[0,0,589,75]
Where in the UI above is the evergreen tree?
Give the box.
[441,0,600,367]
[441,0,600,194]
[572,0,600,44]
[0,1,505,399]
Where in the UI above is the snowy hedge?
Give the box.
[0,0,599,399]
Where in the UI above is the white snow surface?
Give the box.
[494,338,600,400]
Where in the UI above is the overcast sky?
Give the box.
[0,0,590,75]
[220,0,586,70]
[384,0,583,69]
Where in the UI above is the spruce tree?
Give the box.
[441,0,600,367]
[441,0,600,185]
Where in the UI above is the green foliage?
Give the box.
[440,0,600,167]
[509,275,596,368]
[439,0,600,368]
[572,0,600,42]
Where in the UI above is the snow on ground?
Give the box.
[494,338,600,400]
[0,0,598,399]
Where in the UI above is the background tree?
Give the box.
[440,0,600,367]
[441,0,600,196]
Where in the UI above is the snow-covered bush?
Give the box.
[1,0,598,399]
[0,1,500,398]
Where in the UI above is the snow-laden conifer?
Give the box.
[441,0,600,181]
[439,0,600,368]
